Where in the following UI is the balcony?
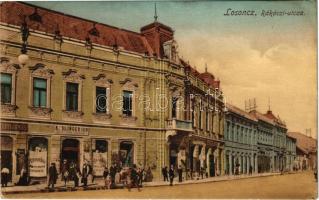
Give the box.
[166,119,193,132]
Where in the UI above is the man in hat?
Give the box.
[48,163,58,189]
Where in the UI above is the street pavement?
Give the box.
[1,171,317,199]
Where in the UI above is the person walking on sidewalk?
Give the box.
[162,166,168,182]
[81,161,90,187]
[178,165,183,183]
[61,159,69,186]
[169,165,175,186]
[110,163,117,187]
[249,165,253,175]
[48,163,58,189]
[1,167,9,187]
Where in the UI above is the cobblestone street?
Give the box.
[3,172,317,199]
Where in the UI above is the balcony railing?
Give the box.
[166,119,193,132]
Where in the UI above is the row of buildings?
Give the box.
[0,2,313,184]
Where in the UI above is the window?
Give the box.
[123,90,133,116]
[33,78,47,107]
[95,140,108,153]
[96,86,107,113]
[172,97,178,118]
[1,73,12,104]
[66,82,78,111]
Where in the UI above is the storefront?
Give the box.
[1,136,13,182]
[28,137,48,178]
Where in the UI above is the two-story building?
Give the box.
[0,2,225,184]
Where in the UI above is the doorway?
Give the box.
[209,154,215,177]
[1,136,13,182]
[61,139,79,166]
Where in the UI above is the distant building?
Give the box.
[224,103,258,175]
[287,132,317,170]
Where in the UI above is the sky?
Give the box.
[29,1,317,138]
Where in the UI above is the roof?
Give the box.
[140,21,173,33]
[226,103,257,122]
[249,110,275,125]
[0,2,154,55]
[287,132,317,154]
[263,110,286,128]
[181,59,220,89]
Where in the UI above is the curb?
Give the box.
[1,172,289,195]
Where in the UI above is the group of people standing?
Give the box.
[48,159,94,189]
[162,165,180,186]
[102,163,153,191]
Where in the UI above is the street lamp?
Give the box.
[18,16,30,66]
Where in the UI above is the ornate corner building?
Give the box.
[0,2,226,183]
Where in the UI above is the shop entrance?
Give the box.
[209,154,215,177]
[62,139,79,166]
[1,136,13,182]
[119,141,134,167]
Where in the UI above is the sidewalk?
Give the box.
[1,172,286,195]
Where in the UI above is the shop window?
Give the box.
[122,90,133,116]
[93,139,108,176]
[66,82,78,111]
[1,73,12,104]
[95,139,108,153]
[119,141,134,167]
[33,78,47,107]
[96,86,107,113]
[28,137,48,177]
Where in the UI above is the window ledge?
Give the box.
[62,110,84,120]
[1,104,18,117]
[28,106,52,119]
[119,114,137,121]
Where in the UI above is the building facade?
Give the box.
[224,105,297,175]
[224,104,258,175]
[0,2,226,184]
[288,132,317,171]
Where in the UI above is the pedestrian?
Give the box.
[200,167,204,179]
[48,163,58,189]
[16,167,28,186]
[61,159,69,186]
[169,165,175,186]
[103,166,111,189]
[82,161,90,187]
[110,163,117,187]
[69,162,80,187]
[178,165,183,182]
[128,165,140,192]
[1,167,9,187]
[162,166,168,182]
[314,167,317,182]
[249,165,253,175]
[137,168,144,186]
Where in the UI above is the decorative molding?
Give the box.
[92,113,112,124]
[92,73,113,85]
[62,69,85,81]
[1,104,18,117]
[62,110,84,122]
[28,106,52,119]
[29,63,54,78]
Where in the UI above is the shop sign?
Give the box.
[1,122,28,132]
[55,125,89,135]
[93,152,107,176]
[29,150,47,177]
